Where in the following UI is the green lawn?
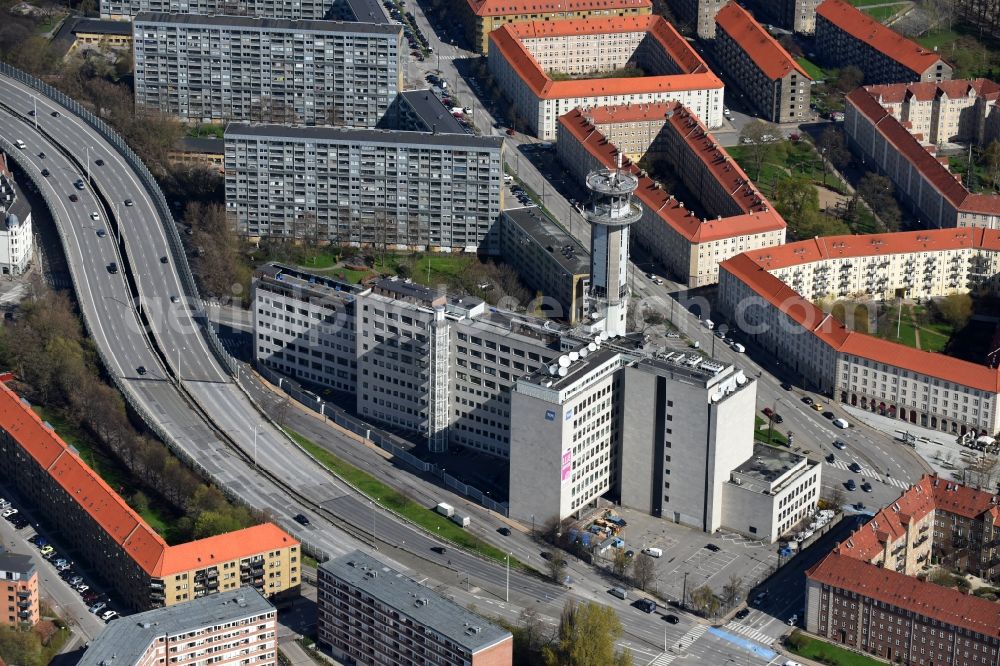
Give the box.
[285,428,531,571]
[846,0,887,6]
[754,416,790,447]
[788,633,887,666]
[297,251,340,270]
[795,56,829,81]
[187,124,225,139]
[916,29,960,50]
[31,406,184,543]
[295,252,476,287]
[862,3,906,21]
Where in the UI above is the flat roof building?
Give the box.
[464,0,651,53]
[133,13,403,126]
[557,104,785,288]
[0,553,38,627]
[714,2,811,123]
[718,229,1000,436]
[0,382,301,611]
[488,16,725,140]
[388,90,467,134]
[102,0,334,19]
[815,0,952,84]
[499,207,590,324]
[79,588,277,666]
[318,550,513,665]
[168,137,225,173]
[845,84,1000,231]
[224,124,502,251]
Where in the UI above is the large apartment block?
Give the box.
[719,229,1000,436]
[79,588,277,666]
[253,266,567,456]
[488,16,725,140]
[666,0,726,39]
[0,382,301,611]
[845,85,1000,230]
[714,2,811,123]
[318,551,512,665]
[0,553,39,627]
[225,125,502,250]
[464,0,652,53]
[557,105,786,288]
[133,13,403,125]
[863,79,1000,147]
[814,0,952,84]
[744,0,822,33]
[499,208,590,324]
[806,476,1000,665]
[101,0,334,19]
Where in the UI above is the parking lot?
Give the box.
[605,506,780,605]
[0,485,117,640]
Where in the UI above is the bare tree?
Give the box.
[548,551,568,583]
[721,574,745,609]
[611,549,631,581]
[963,455,1000,491]
[632,553,655,591]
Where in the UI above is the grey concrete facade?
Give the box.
[101,0,333,19]
[498,208,590,324]
[224,125,502,250]
[666,0,727,39]
[620,356,756,533]
[133,14,403,125]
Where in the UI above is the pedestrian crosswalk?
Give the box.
[645,623,709,665]
[724,621,776,646]
[826,460,911,489]
[647,652,676,666]
[675,624,708,650]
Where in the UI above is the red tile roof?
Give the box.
[834,475,936,562]
[0,382,298,579]
[714,2,809,81]
[720,229,1000,391]
[467,0,650,18]
[865,79,1000,105]
[559,106,785,244]
[816,0,947,77]
[807,551,1000,639]
[488,16,723,100]
[846,87,1000,216]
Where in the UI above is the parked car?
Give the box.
[861,481,872,492]
[89,602,107,614]
[497,527,511,536]
[846,479,857,491]
[39,545,54,556]
[801,396,813,406]
[705,543,721,552]
[2,508,18,519]
[735,608,751,620]
[101,610,118,622]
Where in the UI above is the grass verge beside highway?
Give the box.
[284,428,530,570]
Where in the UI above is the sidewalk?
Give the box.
[843,405,964,479]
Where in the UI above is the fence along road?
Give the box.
[0,67,562,601]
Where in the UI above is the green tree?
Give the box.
[192,507,251,539]
[543,601,633,666]
[721,574,745,609]
[611,549,631,581]
[935,293,973,329]
[775,175,820,222]
[833,65,864,94]
[857,172,901,231]
[689,585,720,617]
[984,139,1000,191]
[738,120,782,181]
[0,627,45,666]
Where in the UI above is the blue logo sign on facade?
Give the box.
[545,410,556,421]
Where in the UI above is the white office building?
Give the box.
[0,155,32,278]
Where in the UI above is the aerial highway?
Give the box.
[0,67,568,605]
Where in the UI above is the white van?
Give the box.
[702,319,714,330]
[609,587,628,600]
[833,418,849,429]
[732,343,745,353]
[14,140,26,150]
[643,547,663,558]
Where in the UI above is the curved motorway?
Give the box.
[0,72,560,602]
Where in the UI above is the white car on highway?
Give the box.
[90,212,101,221]
[833,418,849,429]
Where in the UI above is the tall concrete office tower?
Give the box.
[586,153,642,337]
